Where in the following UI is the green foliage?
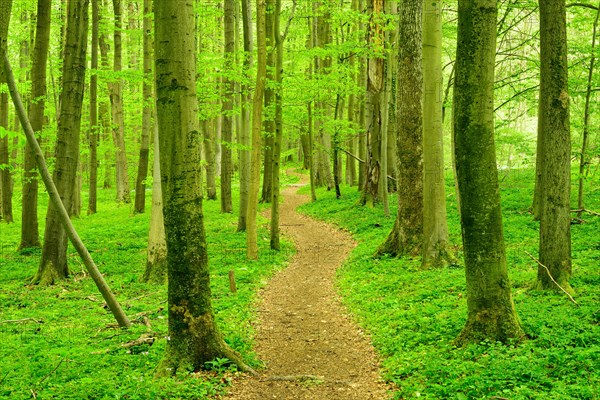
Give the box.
[0,180,294,399]
[299,167,600,399]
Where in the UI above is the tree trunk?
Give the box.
[221,0,234,213]
[133,0,152,213]
[154,0,249,374]
[270,0,283,250]
[203,118,217,200]
[0,1,12,223]
[110,0,131,203]
[260,0,275,204]
[535,0,572,292]
[360,0,385,207]
[144,110,167,283]
[88,0,99,215]
[422,0,455,268]
[377,0,422,257]
[577,3,600,218]
[453,0,524,345]
[34,0,89,285]
[237,0,252,231]
[21,0,50,247]
[246,0,267,260]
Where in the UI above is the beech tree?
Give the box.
[377,0,423,256]
[34,0,89,285]
[154,0,249,373]
[535,0,573,293]
[453,0,524,345]
[221,0,234,213]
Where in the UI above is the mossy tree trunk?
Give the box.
[154,0,248,373]
[535,0,572,292]
[453,0,524,346]
[377,0,422,256]
[34,0,89,285]
[422,0,455,268]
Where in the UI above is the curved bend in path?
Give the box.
[226,172,391,399]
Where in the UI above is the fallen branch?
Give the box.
[0,371,9,386]
[571,208,600,217]
[37,358,64,386]
[121,334,155,349]
[0,318,43,325]
[525,251,579,306]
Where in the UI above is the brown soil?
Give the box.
[225,172,391,399]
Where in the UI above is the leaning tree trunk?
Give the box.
[422,0,455,268]
[376,0,422,256]
[453,0,524,345]
[535,0,572,292]
[246,0,267,260]
[154,0,250,374]
[221,0,234,213]
[133,0,152,214]
[34,0,90,285]
[110,0,131,204]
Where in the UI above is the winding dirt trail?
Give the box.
[226,172,391,399]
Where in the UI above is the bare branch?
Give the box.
[525,251,579,306]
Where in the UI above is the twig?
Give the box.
[339,148,398,182]
[263,374,324,382]
[37,358,64,386]
[0,371,9,386]
[0,318,43,325]
[525,251,579,306]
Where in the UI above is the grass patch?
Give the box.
[0,170,298,399]
[299,166,600,399]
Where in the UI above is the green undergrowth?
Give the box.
[298,166,600,400]
[0,170,299,399]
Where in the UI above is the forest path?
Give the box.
[225,171,390,399]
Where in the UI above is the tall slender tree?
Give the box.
[154,0,249,374]
[220,0,234,213]
[237,0,253,231]
[21,0,50,246]
[0,0,12,224]
[246,0,267,260]
[422,0,455,268]
[535,0,572,292]
[360,0,385,207]
[453,0,524,345]
[110,0,131,203]
[133,0,152,213]
[33,0,89,285]
[88,0,99,214]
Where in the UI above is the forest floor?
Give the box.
[225,172,391,399]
